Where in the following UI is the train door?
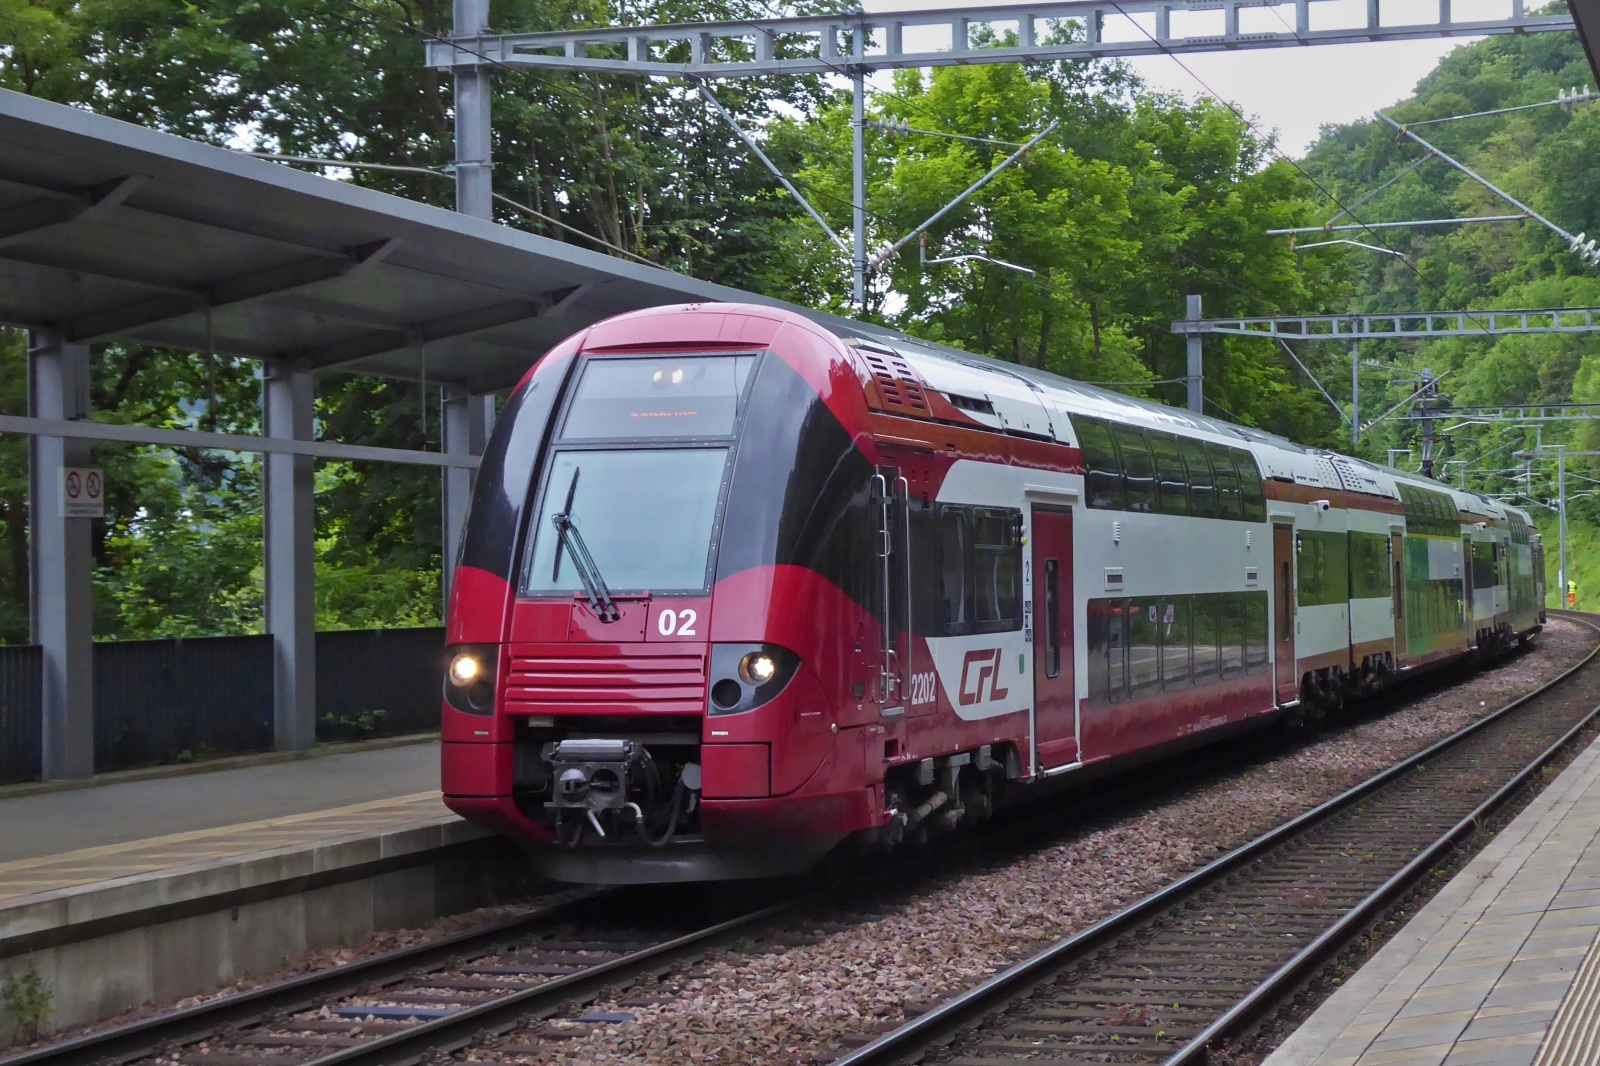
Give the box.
[1273,523,1298,704]
[1391,529,1406,661]
[1462,535,1476,645]
[1031,505,1076,768]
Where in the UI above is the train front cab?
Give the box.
[440,306,899,883]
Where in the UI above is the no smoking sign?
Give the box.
[61,467,105,519]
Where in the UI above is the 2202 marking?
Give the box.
[909,671,938,705]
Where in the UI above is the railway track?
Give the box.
[1,886,808,1066]
[8,622,1588,1066]
[832,612,1600,1066]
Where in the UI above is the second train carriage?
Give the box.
[441,303,1545,883]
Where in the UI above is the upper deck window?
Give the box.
[560,354,757,440]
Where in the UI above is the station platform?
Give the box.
[0,739,532,1041]
[1265,731,1600,1066]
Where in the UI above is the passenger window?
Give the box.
[1107,600,1127,703]
[1181,439,1217,519]
[1044,560,1061,679]
[1160,598,1192,690]
[1087,598,1112,705]
[1191,594,1220,684]
[1113,426,1158,514]
[1076,419,1125,511]
[1220,594,1245,679]
[1210,443,1243,521]
[1148,434,1191,517]
[937,507,968,633]
[972,508,1023,631]
[1236,449,1267,523]
[1128,598,1162,700]
[1243,593,1269,673]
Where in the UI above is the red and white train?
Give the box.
[440,303,1546,883]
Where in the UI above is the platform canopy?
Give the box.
[0,87,924,782]
[0,88,880,393]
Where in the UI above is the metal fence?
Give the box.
[316,627,446,740]
[0,644,42,783]
[94,635,275,771]
[0,628,447,783]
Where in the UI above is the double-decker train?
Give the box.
[440,303,1545,883]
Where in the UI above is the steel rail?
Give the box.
[3,890,806,1066]
[0,892,600,1066]
[832,613,1600,1066]
[305,897,806,1066]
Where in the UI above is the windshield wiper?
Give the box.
[550,467,620,623]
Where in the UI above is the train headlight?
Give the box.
[449,652,482,685]
[709,643,800,715]
[740,652,777,685]
[444,644,499,716]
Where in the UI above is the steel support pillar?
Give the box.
[442,387,492,604]
[1351,340,1360,448]
[453,0,493,219]
[28,331,94,780]
[1185,294,1203,413]
[263,362,316,751]
[1558,445,1568,604]
[851,70,866,310]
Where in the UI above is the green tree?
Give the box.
[1299,30,1600,604]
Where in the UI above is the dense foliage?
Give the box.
[6,0,1587,638]
[1297,32,1600,605]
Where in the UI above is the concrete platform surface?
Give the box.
[0,740,440,863]
[1264,731,1600,1066]
[0,790,454,906]
[0,742,538,1041]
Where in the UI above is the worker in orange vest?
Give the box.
[1569,580,1578,608]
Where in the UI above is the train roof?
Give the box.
[832,322,1535,529]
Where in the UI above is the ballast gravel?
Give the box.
[507,620,1595,1066]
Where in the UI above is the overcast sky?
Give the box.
[1123,40,1477,156]
[855,0,1486,157]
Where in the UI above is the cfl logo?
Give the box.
[958,649,1011,706]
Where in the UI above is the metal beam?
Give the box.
[66,239,401,344]
[0,176,146,249]
[454,0,493,218]
[0,414,482,468]
[28,331,95,780]
[424,0,1573,79]
[305,287,586,370]
[1174,307,1600,340]
[263,361,316,752]
[1395,404,1600,423]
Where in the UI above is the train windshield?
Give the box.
[523,447,730,594]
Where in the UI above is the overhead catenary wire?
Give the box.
[1402,86,1597,127]
[1106,0,1561,446]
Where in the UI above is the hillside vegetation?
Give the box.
[1297,32,1600,606]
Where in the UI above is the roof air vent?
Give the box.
[859,348,929,414]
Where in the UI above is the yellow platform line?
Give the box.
[0,791,448,880]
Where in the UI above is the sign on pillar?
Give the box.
[60,468,105,518]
